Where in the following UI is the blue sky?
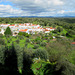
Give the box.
[0,0,75,17]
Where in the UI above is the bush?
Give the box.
[61,33,66,36]
[35,37,41,42]
[15,39,19,44]
[33,44,39,49]
[40,42,46,46]
[0,38,5,45]
[36,40,41,44]
[18,36,24,40]
[26,38,30,43]
[57,27,63,32]
[18,32,30,37]
[0,34,3,38]
[7,40,10,43]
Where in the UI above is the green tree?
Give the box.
[4,27,12,36]
[34,49,48,61]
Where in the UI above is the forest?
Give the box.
[0,18,75,75]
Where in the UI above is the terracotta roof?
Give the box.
[9,25,15,26]
[19,29,28,32]
[54,28,56,29]
[50,27,53,29]
[71,42,75,44]
[37,27,40,28]
[45,29,49,31]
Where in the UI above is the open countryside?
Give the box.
[0,18,75,75]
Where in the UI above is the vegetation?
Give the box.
[0,18,75,75]
[4,27,12,36]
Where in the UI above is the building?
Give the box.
[0,23,55,36]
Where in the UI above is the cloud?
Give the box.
[6,0,64,13]
[57,10,65,14]
[0,4,32,17]
[0,0,75,17]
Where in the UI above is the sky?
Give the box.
[0,0,75,17]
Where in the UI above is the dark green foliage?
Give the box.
[33,44,39,49]
[22,50,34,75]
[36,40,41,44]
[43,59,75,75]
[7,40,10,43]
[4,44,20,75]
[43,63,56,75]
[0,44,34,75]
[0,34,3,38]
[35,37,41,42]
[66,32,71,37]
[0,18,75,75]
[57,27,63,32]
[34,49,48,61]
[40,42,46,46]
[4,27,12,36]
[18,36,24,40]
[14,45,23,70]
[61,33,66,36]
[15,39,19,44]
[26,38,30,43]
[55,59,75,75]
[0,38,5,45]
[18,32,30,37]
[47,41,69,63]
[0,46,5,64]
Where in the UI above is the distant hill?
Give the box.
[0,16,75,18]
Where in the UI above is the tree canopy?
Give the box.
[4,27,12,36]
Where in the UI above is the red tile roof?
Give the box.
[71,42,75,44]
[9,25,15,26]
[50,27,53,29]
[45,29,49,31]
[19,29,28,32]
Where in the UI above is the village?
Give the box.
[0,23,55,36]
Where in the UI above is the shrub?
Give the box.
[35,37,41,42]
[40,42,46,46]
[18,32,30,37]
[15,39,19,44]
[7,40,10,43]
[61,33,66,36]
[0,38,5,45]
[18,36,24,40]
[33,44,39,49]
[26,38,30,43]
[36,40,41,44]
[0,34,3,38]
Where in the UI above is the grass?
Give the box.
[2,36,47,49]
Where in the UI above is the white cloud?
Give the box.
[0,4,31,17]
[0,0,75,17]
[6,0,64,13]
[57,10,65,14]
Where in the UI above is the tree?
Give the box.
[18,32,30,37]
[4,27,12,36]
[34,49,48,61]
